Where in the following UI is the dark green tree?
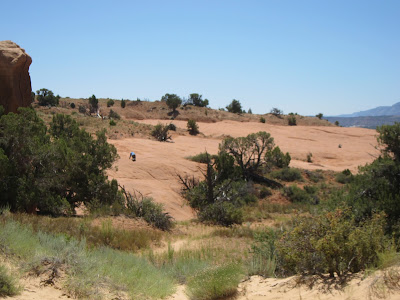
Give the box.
[121,99,126,108]
[88,95,98,113]
[316,113,323,119]
[189,93,209,107]
[226,99,242,114]
[36,88,60,106]
[162,93,182,113]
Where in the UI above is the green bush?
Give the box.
[151,123,171,142]
[187,119,199,135]
[265,146,291,169]
[187,152,218,164]
[276,209,388,277]
[108,109,120,120]
[271,168,303,182]
[288,115,297,126]
[109,119,116,126]
[125,192,173,231]
[70,102,75,109]
[226,99,242,114]
[0,264,21,297]
[283,185,317,204]
[260,116,266,123]
[335,169,353,184]
[168,123,177,131]
[307,152,313,162]
[305,170,324,183]
[187,263,244,300]
[107,99,115,107]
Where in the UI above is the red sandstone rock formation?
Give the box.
[0,40,32,113]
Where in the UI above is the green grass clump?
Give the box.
[9,214,163,252]
[0,264,21,297]
[186,152,217,164]
[283,185,318,204]
[271,167,303,182]
[187,263,244,300]
[0,218,174,299]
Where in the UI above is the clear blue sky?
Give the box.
[2,0,399,116]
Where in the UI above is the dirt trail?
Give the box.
[108,120,379,221]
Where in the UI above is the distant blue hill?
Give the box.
[324,101,400,129]
[337,102,400,117]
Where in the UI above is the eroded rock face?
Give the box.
[0,40,32,113]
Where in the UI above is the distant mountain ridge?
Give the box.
[337,102,400,117]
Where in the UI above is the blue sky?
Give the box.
[2,0,399,116]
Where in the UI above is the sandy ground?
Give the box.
[108,120,380,221]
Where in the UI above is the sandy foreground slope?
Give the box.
[108,120,380,221]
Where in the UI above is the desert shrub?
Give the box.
[187,152,218,164]
[260,116,266,123]
[70,102,75,109]
[270,108,283,117]
[259,187,272,198]
[335,169,353,184]
[198,201,243,226]
[271,168,302,182]
[107,99,115,107]
[335,120,340,126]
[316,113,323,119]
[288,115,297,126]
[226,99,242,114]
[36,88,60,106]
[120,99,126,108]
[168,123,176,131]
[125,191,173,231]
[187,119,199,135]
[0,264,21,297]
[305,170,324,183]
[265,146,291,169]
[307,152,313,162]
[283,185,317,204]
[108,109,120,120]
[151,123,171,142]
[248,229,277,277]
[276,209,388,277]
[78,105,87,114]
[109,119,116,126]
[187,263,244,300]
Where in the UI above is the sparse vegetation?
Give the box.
[260,116,266,123]
[271,167,303,182]
[0,264,21,297]
[107,99,115,107]
[288,115,297,126]
[187,119,199,135]
[316,113,323,119]
[108,109,121,120]
[307,152,313,162]
[36,88,60,107]
[151,123,171,141]
[270,107,283,117]
[226,99,243,114]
